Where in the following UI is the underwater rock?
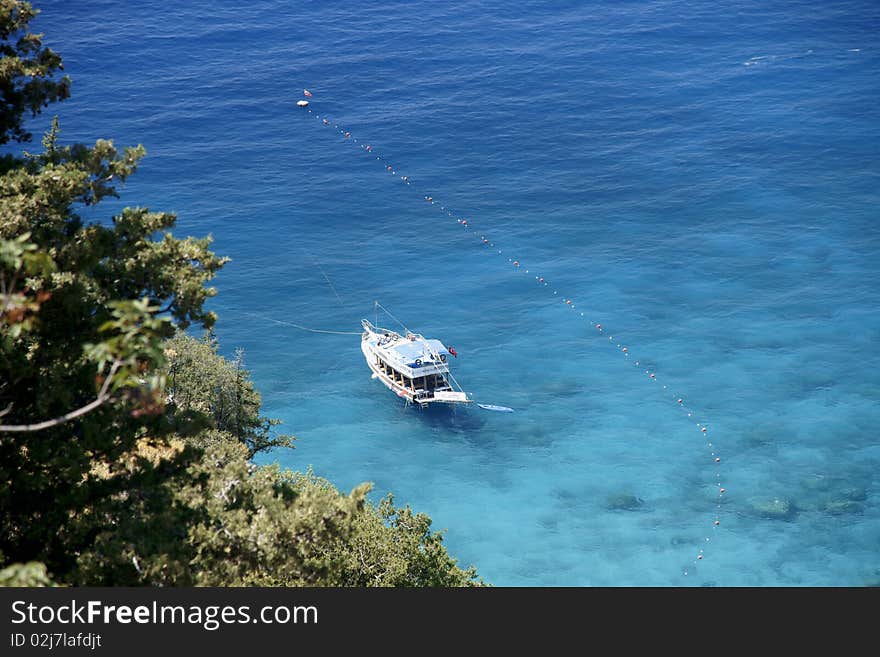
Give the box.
[605,493,645,511]
[518,430,554,448]
[798,475,868,512]
[800,476,867,500]
[821,500,864,516]
[537,515,559,531]
[800,474,833,492]
[749,497,797,520]
[840,487,868,502]
[537,379,584,399]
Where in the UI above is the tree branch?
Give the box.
[0,360,121,433]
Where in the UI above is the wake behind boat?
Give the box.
[361,319,471,407]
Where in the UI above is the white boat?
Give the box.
[361,319,472,407]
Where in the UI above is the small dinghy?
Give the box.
[477,403,514,413]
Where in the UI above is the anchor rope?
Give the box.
[239,311,362,335]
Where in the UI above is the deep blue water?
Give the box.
[31,0,880,585]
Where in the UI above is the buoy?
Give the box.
[701,427,707,433]
[697,554,703,560]
[622,347,628,352]
[714,520,720,526]
[714,457,721,463]
[297,100,309,107]
[719,488,726,494]
[513,260,519,267]
[677,398,683,404]
[596,324,602,330]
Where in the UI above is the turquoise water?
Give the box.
[33,0,880,585]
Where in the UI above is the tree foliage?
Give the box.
[326,489,481,586]
[0,560,55,586]
[0,1,482,588]
[0,0,224,579]
[163,332,294,457]
[0,0,70,146]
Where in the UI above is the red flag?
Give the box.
[303,89,313,97]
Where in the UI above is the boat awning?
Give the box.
[390,339,449,360]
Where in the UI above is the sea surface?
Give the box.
[32,0,880,585]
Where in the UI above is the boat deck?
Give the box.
[361,320,470,406]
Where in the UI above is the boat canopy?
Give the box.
[386,338,450,365]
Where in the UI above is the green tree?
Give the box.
[71,439,371,586]
[163,332,294,457]
[0,1,227,579]
[321,488,482,587]
[0,0,70,146]
[148,334,482,587]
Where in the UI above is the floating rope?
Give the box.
[239,311,362,336]
[297,89,725,576]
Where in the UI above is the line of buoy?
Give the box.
[296,89,725,576]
